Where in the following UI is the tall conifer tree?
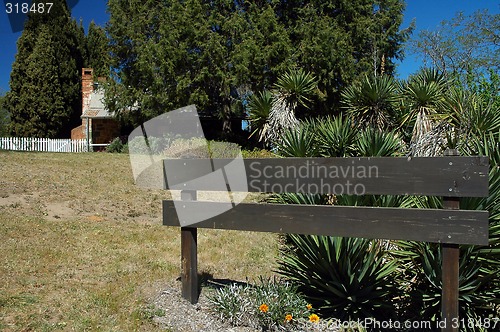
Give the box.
[85,21,110,78]
[6,0,84,138]
[106,0,410,135]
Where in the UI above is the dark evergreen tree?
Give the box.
[106,0,410,136]
[106,0,292,134]
[5,0,84,138]
[85,21,110,78]
[276,0,412,113]
[0,94,10,137]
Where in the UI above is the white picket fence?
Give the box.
[0,137,88,153]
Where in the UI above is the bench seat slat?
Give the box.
[163,200,489,246]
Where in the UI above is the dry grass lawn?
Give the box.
[0,151,278,331]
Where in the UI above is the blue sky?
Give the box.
[0,0,498,94]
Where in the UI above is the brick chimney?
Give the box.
[82,68,93,115]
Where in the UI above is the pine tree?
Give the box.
[0,94,10,137]
[276,0,412,113]
[106,0,292,134]
[85,21,110,78]
[106,0,410,136]
[5,0,84,138]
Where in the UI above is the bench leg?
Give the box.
[181,226,198,304]
[441,195,460,332]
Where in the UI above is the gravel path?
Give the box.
[151,283,344,332]
[152,284,259,332]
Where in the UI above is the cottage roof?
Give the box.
[81,90,115,119]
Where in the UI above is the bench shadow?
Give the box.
[199,271,250,291]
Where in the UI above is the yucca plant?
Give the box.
[274,69,318,109]
[248,69,318,147]
[273,120,405,324]
[265,69,318,146]
[341,75,400,130]
[392,132,500,329]
[447,87,500,137]
[276,121,320,157]
[400,68,450,155]
[355,127,404,157]
[394,231,500,330]
[315,115,357,157]
[247,90,273,144]
[278,235,400,321]
[268,192,328,206]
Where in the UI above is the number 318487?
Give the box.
[6,2,53,14]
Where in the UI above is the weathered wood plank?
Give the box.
[181,227,197,304]
[441,196,460,332]
[163,201,489,245]
[163,157,489,197]
[180,190,198,304]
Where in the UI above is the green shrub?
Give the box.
[161,138,242,158]
[278,235,399,322]
[207,277,315,331]
[106,137,125,153]
[162,138,209,158]
[207,141,241,158]
[241,147,277,159]
[128,135,171,155]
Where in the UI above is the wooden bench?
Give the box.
[162,151,489,331]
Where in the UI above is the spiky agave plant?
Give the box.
[392,132,500,329]
[247,90,273,144]
[341,74,400,130]
[265,69,317,146]
[400,68,449,156]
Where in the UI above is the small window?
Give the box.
[84,70,92,75]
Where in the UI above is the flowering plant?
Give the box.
[208,276,318,330]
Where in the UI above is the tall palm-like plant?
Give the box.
[247,90,273,143]
[341,75,400,130]
[447,87,500,137]
[266,69,317,145]
[401,68,449,156]
[247,69,317,147]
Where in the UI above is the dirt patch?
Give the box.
[0,151,173,224]
[45,201,78,221]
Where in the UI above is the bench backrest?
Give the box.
[163,156,490,245]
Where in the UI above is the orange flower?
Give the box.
[284,314,293,322]
[306,304,312,310]
[259,304,269,313]
[309,313,320,323]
